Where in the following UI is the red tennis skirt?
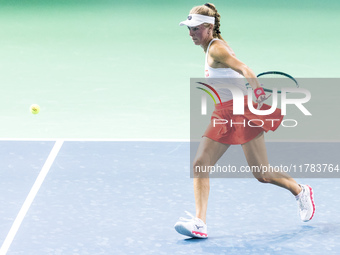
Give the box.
[203,96,283,145]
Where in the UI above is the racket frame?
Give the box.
[246,71,299,94]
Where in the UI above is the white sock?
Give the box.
[295,185,303,200]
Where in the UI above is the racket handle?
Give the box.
[254,87,266,99]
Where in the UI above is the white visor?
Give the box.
[179,14,215,27]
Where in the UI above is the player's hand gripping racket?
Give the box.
[246,71,299,109]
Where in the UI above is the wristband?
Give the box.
[254,87,266,99]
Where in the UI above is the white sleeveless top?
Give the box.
[204,38,247,102]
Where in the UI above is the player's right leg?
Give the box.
[241,132,315,222]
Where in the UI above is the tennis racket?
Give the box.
[246,71,299,94]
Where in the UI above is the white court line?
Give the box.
[0,138,191,142]
[0,140,64,255]
[0,138,339,143]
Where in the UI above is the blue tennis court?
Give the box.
[1,141,339,255]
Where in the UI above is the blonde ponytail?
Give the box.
[189,3,225,41]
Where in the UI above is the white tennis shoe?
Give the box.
[174,211,208,238]
[296,184,315,222]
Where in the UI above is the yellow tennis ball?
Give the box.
[30,104,40,114]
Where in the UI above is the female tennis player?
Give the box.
[174,3,315,238]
